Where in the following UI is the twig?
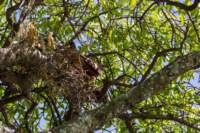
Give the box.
[154,0,199,11]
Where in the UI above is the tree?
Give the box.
[0,0,199,132]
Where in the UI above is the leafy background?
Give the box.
[0,0,199,132]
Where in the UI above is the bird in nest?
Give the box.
[80,55,102,80]
[60,41,102,80]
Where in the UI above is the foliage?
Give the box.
[0,0,199,132]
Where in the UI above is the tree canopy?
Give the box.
[0,0,199,133]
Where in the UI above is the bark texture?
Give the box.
[1,23,200,133]
[51,52,200,133]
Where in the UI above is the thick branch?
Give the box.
[1,39,200,133]
[51,51,200,133]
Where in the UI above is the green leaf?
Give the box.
[130,0,137,8]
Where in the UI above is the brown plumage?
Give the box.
[80,55,102,80]
[55,41,102,79]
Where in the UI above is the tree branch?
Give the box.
[154,0,199,11]
[51,51,200,132]
[119,112,200,131]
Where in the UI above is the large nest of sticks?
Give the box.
[8,22,101,116]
